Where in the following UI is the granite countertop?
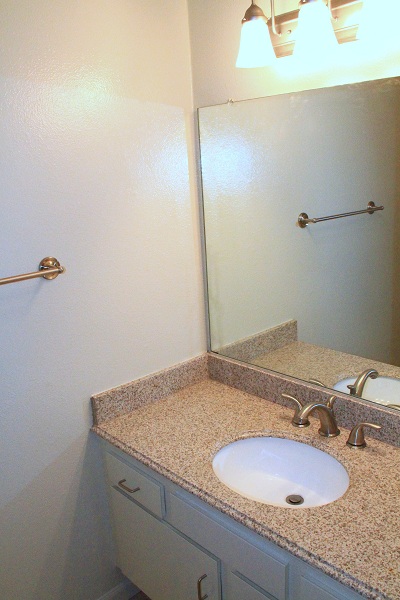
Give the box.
[92,377,400,600]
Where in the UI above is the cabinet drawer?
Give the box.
[110,487,220,600]
[227,571,277,600]
[105,451,163,518]
[167,493,287,600]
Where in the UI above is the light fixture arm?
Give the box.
[270,0,281,36]
[327,0,337,21]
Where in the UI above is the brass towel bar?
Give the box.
[0,257,65,286]
[298,201,384,228]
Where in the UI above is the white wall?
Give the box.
[187,0,400,107]
[0,2,205,599]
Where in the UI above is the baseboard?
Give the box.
[97,580,139,600]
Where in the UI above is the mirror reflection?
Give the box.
[199,76,400,409]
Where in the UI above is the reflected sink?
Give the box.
[212,437,349,508]
[334,376,400,409]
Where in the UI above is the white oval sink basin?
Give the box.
[212,437,349,508]
[334,376,400,409]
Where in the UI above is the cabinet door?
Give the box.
[110,488,220,600]
[226,571,278,600]
[167,492,287,600]
[294,573,363,600]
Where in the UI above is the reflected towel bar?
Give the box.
[297,201,384,228]
[0,257,65,286]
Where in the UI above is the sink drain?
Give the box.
[286,494,304,505]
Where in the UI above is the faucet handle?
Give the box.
[281,393,310,427]
[325,395,336,409]
[309,379,336,409]
[309,378,326,387]
[346,422,382,448]
[282,393,302,411]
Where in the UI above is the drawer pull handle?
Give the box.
[117,479,140,494]
[197,574,208,600]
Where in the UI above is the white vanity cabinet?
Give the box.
[166,491,288,600]
[105,452,219,600]
[103,444,365,600]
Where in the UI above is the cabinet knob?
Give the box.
[117,479,140,494]
[197,574,208,600]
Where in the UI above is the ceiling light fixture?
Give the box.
[236,1,277,68]
[236,0,363,68]
[293,0,339,61]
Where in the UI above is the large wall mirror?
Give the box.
[199,76,400,410]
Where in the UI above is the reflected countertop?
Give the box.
[252,340,400,389]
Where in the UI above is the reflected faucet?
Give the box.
[347,369,379,397]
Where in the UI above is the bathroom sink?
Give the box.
[334,376,400,408]
[212,437,349,508]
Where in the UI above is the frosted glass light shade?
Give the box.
[357,0,400,52]
[236,19,276,68]
[293,0,339,62]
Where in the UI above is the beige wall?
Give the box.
[0,2,205,599]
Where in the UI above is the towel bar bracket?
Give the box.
[0,256,65,287]
[39,257,64,280]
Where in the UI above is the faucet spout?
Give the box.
[293,402,340,438]
[347,369,379,397]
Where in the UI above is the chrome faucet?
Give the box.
[347,369,379,397]
[292,401,340,438]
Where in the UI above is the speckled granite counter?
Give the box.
[92,358,400,600]
[252,341,400,388]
